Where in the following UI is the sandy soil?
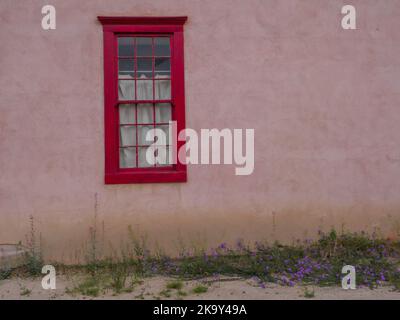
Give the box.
[0,275,399,300]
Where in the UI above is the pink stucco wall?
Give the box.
[1,0,400,262]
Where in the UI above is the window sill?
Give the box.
[105,170,187,184]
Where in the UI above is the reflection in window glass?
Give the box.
[155,58,170,77]
[116,36,174,169]
[137,58,153,78]
[118,59,135,78]
[137,37,153,56]
[118,37,134,56]
[154,38,170,56]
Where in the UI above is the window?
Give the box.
[98,17,188,184]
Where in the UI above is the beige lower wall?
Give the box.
[3,202,400,263]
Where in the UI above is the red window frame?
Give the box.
[98,17,188,184]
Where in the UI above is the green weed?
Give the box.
[20,287,32,296]
[303,287,315,298]
[192,284,208,294]
[166,280,184,290]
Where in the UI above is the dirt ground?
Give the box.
[1,275,400,300]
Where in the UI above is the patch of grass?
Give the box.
[73,276,101,297]
[303,287,315,298]
[166,280,184,290]
[192,284,208,294]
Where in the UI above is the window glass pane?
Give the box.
[118,37,134,56]
[155,103,171,123]
[119,147,136,168]
[156,146,170,166]
[118,59,135,78]
[137,125,154,145]
[155,58,170,77]
[136,80,153,100]
[155,125,170,145]
[119,126,136,146]
[119,104,135,124]
[137,37,152,56]
[154,79,171,100]
[154,38,170,56]
[138,146,154,167]
[137,103,153,124]
[137,58,153,78]
[118,80,135,100]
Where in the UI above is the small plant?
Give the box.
[25,216,43,276]
[192,284,208,294]
[130,275,144,286]
[73,276,101,297]
[20,287,32,296]
[159,289,171,298]
[135,292,145,299]
[177,290,187,297]
[303,287,315,298]
[127,226,151,275]
[85,226,99,277]
[65,287,73,295]
[166,280,184,290]
[0,252,13,280]
[85,194,102,277]
[0,268,12,280]
[109,261,128,294]
[389,271,400,291]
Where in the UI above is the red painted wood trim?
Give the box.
[101,25,183,33]
[98,16,188,26]
[100,17,188,184]
[105,171,187,184]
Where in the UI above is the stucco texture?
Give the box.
[1,0,400,262]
